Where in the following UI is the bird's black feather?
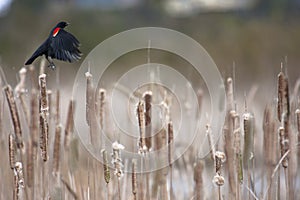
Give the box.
[25,21,81,67]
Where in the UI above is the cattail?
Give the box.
[39,74,49,161]
[64,100,75,149]
[226,77,234,111]
[14,162,25,189]
[243,112,254,169]
[102,149,110,184]
[168,121,174,165]
[279,126,288,168]
[26,141,34,187]
[85,71,93,127]
[206,124,215,160]
[55,90,60,125]
[9,134,16,169]
[111,141,124,178]
[99,88,106,130]
[30,89,39,160]
[137,100,147,154]
[132,159,137,200]
[15,67,29,124]
[194,160,204,200]
[39,74,49,114]
[296,109,300,149]
[4,85,23,149]
[214,151,226,187]
[144,91,152,150]
[277,69,290,121]
[13,173,20,200]
[53,125,61,174]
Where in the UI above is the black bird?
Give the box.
[25,21,81,69]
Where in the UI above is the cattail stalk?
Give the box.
[243,112,255,200]
[132,159,137,200]
[4,85,23,149]
[206,124,215,160]
[30,89,39,160]
[168,121,174,200]
[277,69,290,121]
[61,177,78,200]
[112,141,124,200]
[194,160,204,200]
[53,125,61,175]
[85,71,93,127]
[99,88,106,130]
[102,149,110,184]
[26,141,34,188]
[64,100,75,149]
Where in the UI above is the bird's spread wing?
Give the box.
[50,29,81,62]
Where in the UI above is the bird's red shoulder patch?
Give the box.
[52,27,60,37]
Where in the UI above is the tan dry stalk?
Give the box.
[243,111,255,200]
[206,124,215,160]
[55,90,60,125]
[61,177,78,200]
[144,91,152,150]
[168,121,174,200]
[15,68,30,125]
[85,71,93,127]
[263,106,277,200]
[232,111,242,200]
[26,141,34,188]
[137,100,147,154]
[214,151,226,200]
[9,133,16,169]
[132,159,137,200]
[4,85,23,149]
[226,77,234,111]
[13,173,20,200]
[281,115,289,168]
[224,110,236,199]
[30,89,39,160]
[47,90,52,120]
[102,149,110,184]
[296,108,300,137]
[53,125,61,175]
[64,100,75,149]
[193,160,204,200]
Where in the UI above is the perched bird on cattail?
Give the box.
[25,21,81,69]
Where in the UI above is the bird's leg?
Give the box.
[46,57,56,70]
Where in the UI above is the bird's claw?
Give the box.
[48,63,56,70]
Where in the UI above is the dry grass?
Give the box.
[0,61,299,200]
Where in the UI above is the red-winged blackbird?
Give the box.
[25,21,81,69]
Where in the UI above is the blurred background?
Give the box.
[0,0,300,96]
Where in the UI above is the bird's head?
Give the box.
[56,21,69,29]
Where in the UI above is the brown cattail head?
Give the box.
[168,121,174,165]
[9,134,16,169]
[102,149,110,184]
[277,69,290,121]
[193,159,204,199]
[4,85,23,149]
[99,88,106,129]
[137,100,147,154]
[144,91,152,150]
[39,74,49,114]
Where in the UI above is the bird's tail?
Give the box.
[25,54,39,65]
